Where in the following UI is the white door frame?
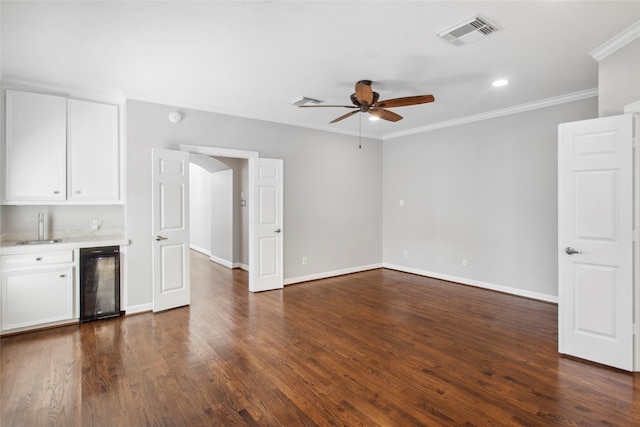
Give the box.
[624,103,640,371]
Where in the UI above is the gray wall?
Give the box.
[189,155,238,263]
[598,38,640,116]
[126,100,382,307]
[382,98,598,300]
[189,163,213,254]
[209,169,233,264]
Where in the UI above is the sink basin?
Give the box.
[15,239,62,245]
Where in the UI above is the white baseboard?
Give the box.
[208,256,248,271]
[382,263,558,304]
[209,254,234,269]
[190,244,211,257]
[125,303,153,315]
[285,263,383,285]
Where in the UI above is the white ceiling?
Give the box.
[2,1,640,139]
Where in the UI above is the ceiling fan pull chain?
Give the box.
[359,113,362,149]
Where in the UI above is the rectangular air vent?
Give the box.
[290,96,322,106]
[437,16,498,46]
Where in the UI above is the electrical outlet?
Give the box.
[302,257,307,265]
[462,259,468,267]
[403,250,408,258]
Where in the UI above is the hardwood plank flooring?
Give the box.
[1,250,638,426]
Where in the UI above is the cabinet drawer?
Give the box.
[1,250,74,268]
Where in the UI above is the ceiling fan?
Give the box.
[299,80,435,123]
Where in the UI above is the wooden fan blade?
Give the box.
[375,95,435,109]
[330,110,359,123]
[369,108,403,122]
[355,81,373,105]
[298,105,357,109]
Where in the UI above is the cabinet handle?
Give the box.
[53,191,60,194]
[74,190,81,194]
[35,257,42,261]
[59,274,66,278]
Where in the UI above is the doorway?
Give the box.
[182,144,284,292]
[152,146,284,312]
[189,155,246,270]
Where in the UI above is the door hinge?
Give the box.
[634,230,639,242]
[634,322,640,337]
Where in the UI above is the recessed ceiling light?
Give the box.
[369,116,380,121]
[492,79,509,87]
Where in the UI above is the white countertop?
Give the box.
[0,235,129,255]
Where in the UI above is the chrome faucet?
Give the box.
[37,212,44,241]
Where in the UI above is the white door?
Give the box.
[248,158,284,292]
[558,114,634,371]
[152,149,190,311]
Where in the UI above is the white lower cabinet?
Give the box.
[1,250,76,334]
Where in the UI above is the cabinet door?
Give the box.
[5,90,67,201]
[68,99,119,201]
[1,267,74,331]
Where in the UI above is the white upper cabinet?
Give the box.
[6,90,67,201]
[5,90,121,204]
[68,99,119,201]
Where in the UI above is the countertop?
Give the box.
[0,235,129,255]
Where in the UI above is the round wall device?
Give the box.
[169,112,182,123]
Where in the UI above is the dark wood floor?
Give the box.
[1,251,638,426]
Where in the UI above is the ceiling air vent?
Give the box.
[290,96,322,106]
[437,16,498,46]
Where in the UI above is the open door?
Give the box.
[152,149,191,311]
[558,114,635,371]
[248,157,284,292]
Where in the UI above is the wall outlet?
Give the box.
[462,259,468,267]
[403,249,408,258]
[302,257,307,265]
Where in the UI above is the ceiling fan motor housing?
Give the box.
[350,91,380,110]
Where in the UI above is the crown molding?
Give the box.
[1,78,125,105]
[590,20,640,62]
[124,90,382,140]
[624,99,640,113]
[383,88,598,140]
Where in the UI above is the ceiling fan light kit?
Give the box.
[298,80,435,124]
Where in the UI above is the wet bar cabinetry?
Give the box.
[1,250,76,334]
[0,236,129,335]
[4,89,120,204]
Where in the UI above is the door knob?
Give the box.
[274,228,281,233]
[565,247,582,255]
[155,235,168,241]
